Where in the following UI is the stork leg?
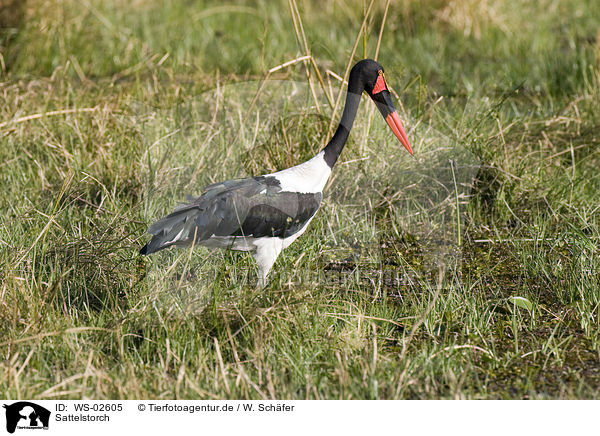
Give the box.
[252,238,284,287]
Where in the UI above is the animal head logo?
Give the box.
[3,402,50,434]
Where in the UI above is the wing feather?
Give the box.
[140,176,322,255]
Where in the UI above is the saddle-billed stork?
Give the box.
[140,59,413,286]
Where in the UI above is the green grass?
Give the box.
[1,0,600,399]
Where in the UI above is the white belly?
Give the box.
[198,214,315,253]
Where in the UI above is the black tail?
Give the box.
[139,234,178,256]
[139,206,202,255]
[139,243,150,255]
[139,237,165,256]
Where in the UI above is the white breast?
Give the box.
[268,151,331,193]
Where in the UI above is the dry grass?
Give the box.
[1,0,600,399]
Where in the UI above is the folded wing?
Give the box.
[140,176,322,255]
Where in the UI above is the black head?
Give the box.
[349,59,413,155]
[348,59,385,93]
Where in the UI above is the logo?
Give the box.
[3,402,50,434]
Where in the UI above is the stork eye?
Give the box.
[372,70,387,94]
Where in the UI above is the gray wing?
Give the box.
[140,176,322,255]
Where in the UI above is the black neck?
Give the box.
[322,89,362,168]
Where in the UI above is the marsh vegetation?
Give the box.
[1,0,600,399]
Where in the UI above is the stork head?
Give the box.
[350,59,413,155]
